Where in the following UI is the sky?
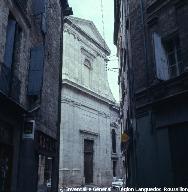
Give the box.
[68,0,119,102]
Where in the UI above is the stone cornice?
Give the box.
[79,129,99,136]
[81,47,96,60]
[62,79,116,107]
[61,97,111,118]
[64,25,107,59]
[64,18,110,56]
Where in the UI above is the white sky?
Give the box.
[68,0,119,102]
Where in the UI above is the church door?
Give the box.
[84,139,93,184]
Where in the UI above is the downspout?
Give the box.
[139,0,149,87]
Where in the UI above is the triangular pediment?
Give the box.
[65,16,110,54]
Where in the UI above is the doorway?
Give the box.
[169,123,188,186]
[84,139,93,184]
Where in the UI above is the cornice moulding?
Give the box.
[62,79,116,107]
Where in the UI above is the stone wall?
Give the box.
[0,0,62,138]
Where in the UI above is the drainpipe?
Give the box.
[139,0,149,87]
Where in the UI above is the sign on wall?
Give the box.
[22,120,35,139]
[121,133,129,143]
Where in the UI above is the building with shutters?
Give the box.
[114,0,188,187]
[59,16,123,187]
[0,0,72,192]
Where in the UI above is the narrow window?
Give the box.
[112,129,116,153]
[113,161,117,177]
[0,14,21,96]
[27,45,44,96]
[83,59,91,87]
[153,32,169,80]
[37,155,53,191]
[32,0,47,34]
[4,15,17,69]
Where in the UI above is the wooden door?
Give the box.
[84,140,93,184]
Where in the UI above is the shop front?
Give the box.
[36,131,57,192]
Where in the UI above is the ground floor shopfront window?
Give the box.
[37,155,53,192]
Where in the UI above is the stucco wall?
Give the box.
[59,86,121,186]
[62,22,115,102]
[59,17,121,186]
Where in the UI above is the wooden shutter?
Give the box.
[32,0,45,15]
[153,32,169,80]
[4,19,16,68]
[27,45,44,95]
[41,0,47,34]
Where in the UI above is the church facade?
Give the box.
[59,17,122,186]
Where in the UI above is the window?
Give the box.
[153,32,182,80]
[112,129,116,153]
[37,155,53,191]
[83,59,91,87]
[0,14,22,96]
[165,36,182,78]
[32,0,48,34]
[27,45,44,96]
[113,161,117,177]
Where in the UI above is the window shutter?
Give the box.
[41,0,47,34]
[32,0,45,15]
[42,13,47,34]
[27,45,44,95]
[4,19,16,68]
[153,32,169,80]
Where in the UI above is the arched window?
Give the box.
[112,129,116,153]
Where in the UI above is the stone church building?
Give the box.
[59,16,122,186]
